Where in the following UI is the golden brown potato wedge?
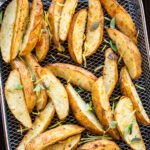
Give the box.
[17,102,55,150]
[24,54,48,111]
[36,67,69,120]
[103,48,118,98]
[66,83,104,135]
[83,0,104,57]
[11,0,29,59]
[59,0,78,41]
[5,70,32,128]
[45,134,81,150]
[11,59,36,113]
[35,19,50,62]
[48,0,65,51]
[107,28,142,79]
[120,67,150,125]
[101,0,137,43]
[77,140,121,150]
[68,9,87,64]
[26,124,85,150]
[92,77,120,140]
[114,96,146,150]
[47,63,97,91]
[0,0,17,63]
[19,0,43,56]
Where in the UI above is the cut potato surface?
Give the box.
[66,83,104,135]
[47,63,97,91]
[17,102,55,150]
[59,0,78,41]
[107,28,142,79]
[5,70,32,128]
[84,0,104,57]
[0,0,17,63]
[20,0,43,56]
[26,124,84,150]
[68,9,87,64]
[114,97,146,150]
[120,67,150,125]
[101,0,137,43]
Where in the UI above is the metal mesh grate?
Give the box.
[0,0,150,149]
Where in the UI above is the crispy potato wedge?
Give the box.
[0,0,17,63]
[66,83,104,135]
[11,59,36,113]
[24,54,48,111]
[47,63,97,91]
[120,67,150,125]
[114,96,146,150]
[59,0,78,41]
[107,28,142,79]
[36,67,69,120]
[48,0,65,50]
[19,0,43,56]
[35,19,50,62]
[101,0,137,43]
[5,70,32,128]
[103,48,118,98]
[26,124,85,150]
[11,0,29,59]
[83,0,104,57]
[45,134,81,150]
[92,77,120,140]
[17,102,55,150]
[68,9,87,64]
[77,140,121,150]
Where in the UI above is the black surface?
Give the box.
[0,0,150,149]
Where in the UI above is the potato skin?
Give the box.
[120,67,150,125]
[107,28,142,79]
[68,9,87,64]
[26,125,85,150]
[101,0,137,43]
[47,63,97,91]
[92,77,120,140]
[77,140,121,150]
[20,0,43,56]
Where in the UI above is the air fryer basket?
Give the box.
[0,0,150,149]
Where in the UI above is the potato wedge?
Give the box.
[77,140,121,150]
[107,28,142,79]
[103,48,118,98]
[4,70,32,128]
[66,83,104,135]
[11,0,29,59]
[120,67,150,125]
[101,0,137,43]
[68,9,87,64]
[11,59,36,113]
[83,0,104,57]
[36,67,69,120]
[59,0,78,41]
[48,0,65,50]
[45,134,81,150]
[0,0,17,63]
[17,102,55,150]
[92,77,120,140]
[35,19,50,62]
[26,124,85,150]
[19,0,43,56]
[114,96,146,150]
[24,54,48,111]
[47,63,97,91]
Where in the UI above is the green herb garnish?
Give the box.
[94,65,104,73]
[48,120,64,129]
[109,41,117,52]
[135,84,145,91]
[33,84,45,92]
[131,137,141,143]
[76,87,84,94]
[90,21,100,31]
[124,122,133,136]
[110,18,116,29]
[57,53,70,59]
[104,17,111,21]
[0,10,3,25]
[112,100,118,113]
[109,121,117,129]
[15,84,24,90]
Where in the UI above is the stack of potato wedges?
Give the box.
[1,0,150,149]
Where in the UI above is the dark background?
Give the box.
[0,0,150,149]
